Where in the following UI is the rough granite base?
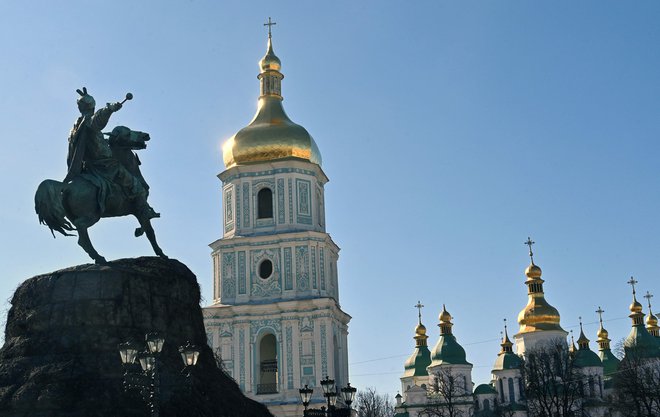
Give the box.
[0,257,272,417]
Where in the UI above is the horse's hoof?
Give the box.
[95,257,107,265]
[157,252,169,259]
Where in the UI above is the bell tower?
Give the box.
[203,22,351,417]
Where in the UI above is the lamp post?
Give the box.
[118,333,200,417]
[300,377,356,417]
[320,375,336,413]
[340,383,356,409]
[299,384,314,411]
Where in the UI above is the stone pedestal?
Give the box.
[0,257,272,417]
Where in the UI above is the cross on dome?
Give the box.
[524,237,535,263]
[595,306,604,324]
[644,291,654,310]
[627,276,638,295]
[415,301,424,325]
[264,17,276,38]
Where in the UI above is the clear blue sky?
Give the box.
[1,0,660,399]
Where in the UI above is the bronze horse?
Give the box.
[35,126,166,264]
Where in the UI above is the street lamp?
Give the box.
[299,384,314,411]
[146,332,165,354]
[118,334,200,417]
[179,341,200,367]
[301,377,356,417]
[340,383,357,408]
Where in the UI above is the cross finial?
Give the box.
[579,316,583,331]
[595,306,604,325]
[524,237,535,263]
[415,301,424,325]
[264,17,277,38]
[644,291,654,311]
[627,276,638,296]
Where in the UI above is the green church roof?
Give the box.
[598,349,621,377]
[430,334,472,366]
[624,325,660,359]
[492,351,522,371]
[574,347,603,368]
[403,345,432,377]
[474,383,497,395]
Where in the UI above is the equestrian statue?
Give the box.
[35,87,166,264]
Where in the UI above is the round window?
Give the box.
[259,260,273,279]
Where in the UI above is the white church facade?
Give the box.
[202,30,350,417]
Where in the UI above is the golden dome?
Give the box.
[630,298,643,314]
[260,37,281,71]
[439,305,452,323]
[415,323,427,336]
[517,261,564,334]
[597,324,609,340]
[222,35,323,169]
[525,263,542,279]
[647,312,658,327]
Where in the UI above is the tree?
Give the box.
[519,341,590,417]
[611,352,660,417]
[420,368,472,417]
[355,387,395,417]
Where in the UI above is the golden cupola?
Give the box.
[644,291,659,337]
[517,239,564,334]
[516,261,564,333]
[222,32,322,169]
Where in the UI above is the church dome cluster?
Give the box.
[395,240,660,417]
[222,33,322,169]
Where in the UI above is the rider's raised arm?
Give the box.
[90,102,122,131]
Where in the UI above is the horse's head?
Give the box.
[106,126,150,150]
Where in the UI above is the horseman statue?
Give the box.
[35,87,167,264]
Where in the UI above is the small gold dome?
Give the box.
[439,305,452,323]
[525,263,542,279]
[630,299,643,313]
[647,312,658,327]
[597,325,609,340]
[260,37,281,72]
[415,323,427,336]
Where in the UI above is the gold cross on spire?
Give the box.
[264,17,277,38]
[627,276,638,296]
[415,301,424,324]
[524,237,535,263]
[595,306,604,325]
[644,291,654,310]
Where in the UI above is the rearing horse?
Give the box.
[35,126,166,264]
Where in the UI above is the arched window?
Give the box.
[498,379,505,403]
[257,334,277,394]
[518,377,525,400]
[257,188,273,219]
[508,378,515,403]
[483,399,490,411]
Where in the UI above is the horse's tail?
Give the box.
[35,179,76,237]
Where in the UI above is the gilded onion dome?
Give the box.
[222,34,322,169]
[644,291,659,337]
[517,262,565,334]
